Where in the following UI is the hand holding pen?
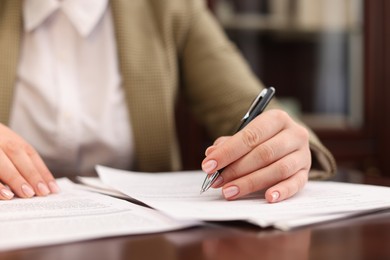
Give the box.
[201,87,276,194]
[200,87,312,203]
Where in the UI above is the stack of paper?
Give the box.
[3,167,390,251]
[0,179,198,251]
[96,165,390,231]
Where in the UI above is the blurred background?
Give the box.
[178,0,390,181]
[214,0,363,126]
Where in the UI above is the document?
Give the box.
[97,165,390,229]
[75,176,130,199]
[0,179,198,251]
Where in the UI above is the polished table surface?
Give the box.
[2,173,390,260]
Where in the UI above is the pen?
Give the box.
[200,87,276,194]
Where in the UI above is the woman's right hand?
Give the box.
[0,123,59,200]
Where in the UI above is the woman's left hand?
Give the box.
[201,109,311,203]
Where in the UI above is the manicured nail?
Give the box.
[271,191,280,202]
[37,182,50,195]
[211,176,224,188]
[49,181,61,193]
[202,160,217,173]
[21,184,35,198]
[223,186,239,199]
[1,188,14,199]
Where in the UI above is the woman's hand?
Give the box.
[201,109,311,203]
[0,123,59,200]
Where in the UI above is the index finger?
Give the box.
[201,110,290,174]
[29,151,60,193]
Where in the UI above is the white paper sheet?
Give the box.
[97,165,390,229]
[75,176,130,199]
[0,179,198,251]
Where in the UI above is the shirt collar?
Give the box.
[23,0,109,37]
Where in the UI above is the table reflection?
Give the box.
[201,228,311,260]
[121,224,312,260]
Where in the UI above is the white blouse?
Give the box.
[9,0,134,175]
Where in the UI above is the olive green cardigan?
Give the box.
[0,0,336,178]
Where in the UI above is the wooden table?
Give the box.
[1,172,390,260]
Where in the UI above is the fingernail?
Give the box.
[202,160,217,173]
[211,176,224,187]
[49,181,61,193]
[271,191,280,202]
[37,182,50,195]
[223,186,239,199]
[21,184,35,198]
[1,188,14,199]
